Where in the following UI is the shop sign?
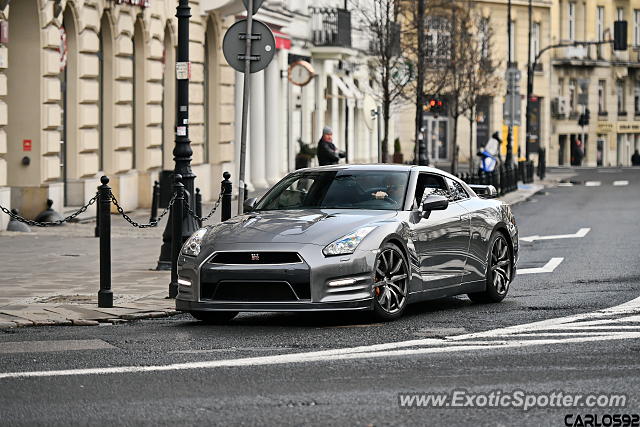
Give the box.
[115,0,150,7]
[596,122,613,134]
[617,121,640,133]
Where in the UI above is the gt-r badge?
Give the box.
[251,253,260,261]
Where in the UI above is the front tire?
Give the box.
[372,243,409,321]
[190,311,238,324]
[468,232,513,303]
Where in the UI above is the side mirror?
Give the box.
[243,197,257,213]
[421,194,448,218]
[469,184,498,199]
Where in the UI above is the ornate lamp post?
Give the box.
[157,0,199,283]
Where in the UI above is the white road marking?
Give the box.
[519,227,590,243]
[557,182,574,187]
[516,257,564,275]
[613,180,629,186]
[1,296,639,380]
[585,181,601,186]
[0,339,115,354]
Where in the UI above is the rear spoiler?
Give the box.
[469,184,498,199]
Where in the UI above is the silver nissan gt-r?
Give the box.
[176,164,518,322]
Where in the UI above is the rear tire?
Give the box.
[468,231,512,304]
[190,311,238,324]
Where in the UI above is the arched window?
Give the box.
[162,23,175,169]
[99,13,114,173]
[133,18,146,170]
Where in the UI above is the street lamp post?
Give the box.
[157,0,199,285]
[525,0,532,162]
[505,0,514,167]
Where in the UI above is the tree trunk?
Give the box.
[450,115,458,175]
[414,0,427,165]
[468,105,475,172]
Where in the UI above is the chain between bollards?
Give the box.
[97,176,113,308]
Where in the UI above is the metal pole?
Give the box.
[221,171,232,222]
[98,176,112,308]
[237,0,254,215]
[170,174,184,299]
[377,106,382,162]
[157,0,199,270]
[581,105,586,166]
[149,180,159,223]
[506,0,514,167]
[525,0,532,161]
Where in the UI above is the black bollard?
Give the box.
[150,180,160,223]
[169,174,185,299]
[94,184,100,238]
[221,171,232,222]
[195,188,202,227]
[98,176,113,308]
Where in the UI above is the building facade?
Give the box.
[395,0,553,172]
[550,0,640,167]
[0,0,385,230]
[0,0,239,231]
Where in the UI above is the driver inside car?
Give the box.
[372,173,405,203]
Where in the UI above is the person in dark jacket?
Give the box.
[317,127,345,166]
[632,149,640,166]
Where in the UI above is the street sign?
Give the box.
[223,19,275,74]
[503,94,521,126]
[243,0,265,15]
[504,67,521,126]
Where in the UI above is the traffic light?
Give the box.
[424,96,446,115]
[614,21,628,51]
[578,108,590,127]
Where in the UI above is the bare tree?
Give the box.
[401,0,500,173]
[351,0,411,162]
[463,14,502,172]
[399,0,451,165]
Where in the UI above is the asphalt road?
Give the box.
[1,167,640,426]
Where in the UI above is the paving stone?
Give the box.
[120,313,152,320]
[0,313,34,327]
[0,321,17,329]
[71,319,100,326]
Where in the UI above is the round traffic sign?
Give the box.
[223,19,275,74]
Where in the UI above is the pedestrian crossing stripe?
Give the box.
[613,180,629,186]
[1,297,639,378]
[584,181,601,186]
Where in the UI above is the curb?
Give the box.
[0,309,181,330]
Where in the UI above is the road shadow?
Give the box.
[173,296,475,329]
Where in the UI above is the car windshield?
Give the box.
[255,170,410,211]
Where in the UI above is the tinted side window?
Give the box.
[448,179,470,201]
[414,173,449,205]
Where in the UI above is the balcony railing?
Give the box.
[311,8,352,48]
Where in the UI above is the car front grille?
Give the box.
[201,281,309,302]
[209,252,302,265]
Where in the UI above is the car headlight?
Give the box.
[323,226,377,256]
[182,228,208,257]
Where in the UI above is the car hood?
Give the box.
[204,209,399,246]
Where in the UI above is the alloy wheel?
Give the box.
[374,247,408,315]
[490,235,512,295]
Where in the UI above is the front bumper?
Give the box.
[176,242,377,312]
[176,298,374,312]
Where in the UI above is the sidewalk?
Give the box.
[0,172,570,329]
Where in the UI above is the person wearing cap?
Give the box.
[317,126,345,166]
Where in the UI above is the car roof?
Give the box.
[296,164,459,180]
